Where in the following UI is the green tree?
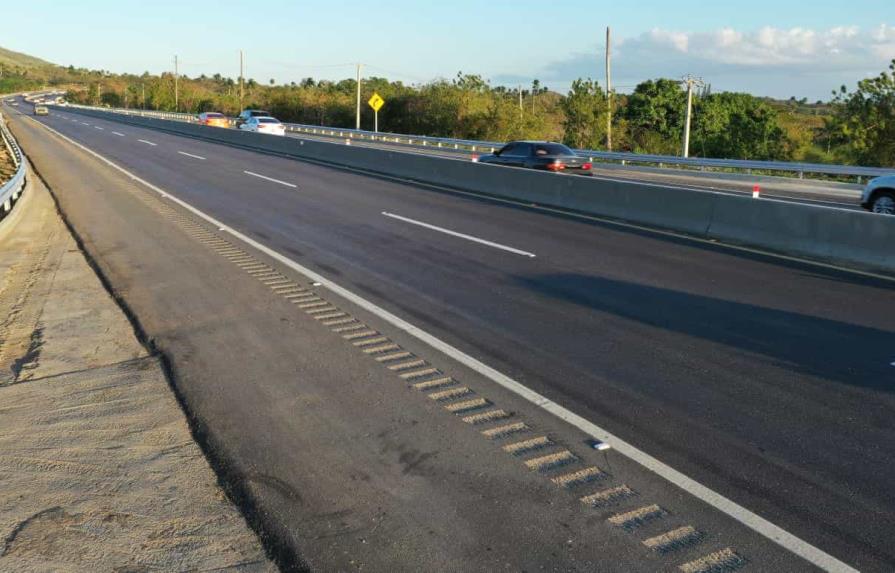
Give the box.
[825,59,895,167]
[693,93,791,160]
[623,79,687,154]
[560,78,608,149]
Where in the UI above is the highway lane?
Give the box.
[282,128,866,210]
[58,102,866,209]
[13,104,895,571]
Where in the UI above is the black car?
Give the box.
[477,141,592,175]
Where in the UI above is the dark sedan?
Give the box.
[476,141,592,175]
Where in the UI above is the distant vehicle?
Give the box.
[238,116,286,136]
[476,141,592,175]
[861,175,895,215]
[197,112,229,128]
[34,105,48,116]
[236,109,271,127]
[11,102,18,106]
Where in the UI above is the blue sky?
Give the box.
[5,0,895,99]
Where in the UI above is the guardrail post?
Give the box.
[3,199,10,213]
[857,176,863,185]
[798,171,804,179]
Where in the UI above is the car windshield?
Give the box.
[257,118,279,124]
[533,143,574,156]
[204,113,224,118]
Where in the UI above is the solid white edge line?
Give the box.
[24,116,859,573]
[178,151,206,160]
[137,139,157,146]
[383,211,536,258]
[243,170,297,188]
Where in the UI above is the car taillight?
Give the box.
[546,160,565,172]
[582,163,592,170]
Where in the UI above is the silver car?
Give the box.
[861,175,895,215]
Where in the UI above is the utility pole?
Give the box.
[97,83,102,105]
[605,26,612,151]
[174,55,179,112]
[239,50,244,110]
[355,63,363,130]
[141,82,145,110]
[681,74,704,158]
[518,85,523,119]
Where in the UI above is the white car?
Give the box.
[861,175,895,215]
[238,116,285,136]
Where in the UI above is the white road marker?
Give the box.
[112,131,125,137]
[243,170,297,188]
[26,117,859,573]
[94,126,104,130]
[178,151,206,160]
[138,139,157,146]
[80,122,90,126]
[382,211,536,258]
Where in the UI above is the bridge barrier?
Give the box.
[60,107,895,275]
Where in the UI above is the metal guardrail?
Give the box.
[61,103,895,182]
[0,111,26,215]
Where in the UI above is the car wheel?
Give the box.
[872,191,895,215]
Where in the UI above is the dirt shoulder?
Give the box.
[0,172,276,571]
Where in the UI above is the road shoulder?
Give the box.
[0,170,276,572]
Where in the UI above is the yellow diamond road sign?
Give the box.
[368,92,385,112]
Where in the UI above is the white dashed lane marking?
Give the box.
[94,126,104,130]
[243,170,297,188]
[112,131,125,137]
[178,151,206,160]
[382,211,537,258]
[138,139,157,146]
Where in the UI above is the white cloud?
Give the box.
[499,25,895,100]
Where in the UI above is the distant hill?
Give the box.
[0,46,54,70]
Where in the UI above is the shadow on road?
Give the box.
[516,272,895,393]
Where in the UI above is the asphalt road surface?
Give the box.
[6,101,894,572]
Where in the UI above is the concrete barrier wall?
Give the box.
[67,108,895,274]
